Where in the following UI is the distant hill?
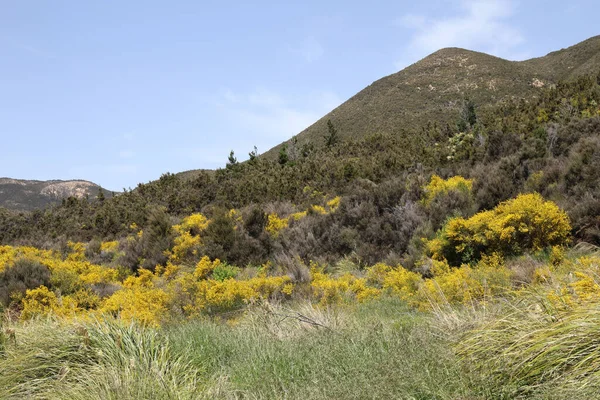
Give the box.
[264,35,600,158]
[0,178,112,211]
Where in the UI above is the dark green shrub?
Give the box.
[202,210,236,261]
[484,130,522,162]
[568,194,600,245]
[564,136,600,197]
[244,207,267,239]
[472,159,519,210]
[120,207,174,272]
[0,258,51,307]
[85,238,102,259]
[424,188,475,231]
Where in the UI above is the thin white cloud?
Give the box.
[247,88,285,108]
[289,36,324,63]
[193,87,343,168]
[173,146,229,167]
[235,107,318,139]
[397,14,427,29]
[395,0,527,69]
[217,88,342,141]
[223,89,240,103]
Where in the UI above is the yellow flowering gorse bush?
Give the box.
[170,213,209,262]
[264,198,341,237]
[423,175,473,206]
[265,213,289,236]
[429,193,571,265]
[3,193,597,328]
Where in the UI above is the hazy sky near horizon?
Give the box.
[1,0,598,190]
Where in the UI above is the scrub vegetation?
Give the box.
[2,39,600,398]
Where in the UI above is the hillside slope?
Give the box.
[264,35,600,158]
[0,178,112,211]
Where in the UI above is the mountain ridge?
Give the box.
[0,177,112,211]
[261,35,600,158]
[6,36,600,207]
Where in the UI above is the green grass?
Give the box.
[457,300,600,399]
[0,299,475,400]
[0,319,95,399]
[55,321,204,400]
[3,295,600,399]
[166,298,473,399]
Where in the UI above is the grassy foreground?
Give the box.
[3,292,600,400]
[1,298,469,399]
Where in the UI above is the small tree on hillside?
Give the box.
[458,98,477,131]
[248,146,259,165]
[278,144,289,165]
[226,150,238,169]
[324,119,339,148]
[96,188,105,203]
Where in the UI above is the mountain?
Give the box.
[0,178,112,211]
[1,36,599,256]
[264,35,600,158]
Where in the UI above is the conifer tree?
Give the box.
[324,119,339,148]
[226,150,238,169]
[248,146,259,164]
[278,144,289,165]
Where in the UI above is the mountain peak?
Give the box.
[262,35,600,159]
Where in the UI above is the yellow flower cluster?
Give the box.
[0,244,118,287]
[310,205,327,215]
[543,255,600,308]
[311,264,380,305]
[21,286,58,319]
[265,213,290,236]
[101,285,169,327]
[66,241,86,262]
[228,209,243,223]
[0,243,514,323]
[174,213,209,234]
[423,175,473,205]
[191,256,222,279]
[419,256,511,308]
[381,266,423,307]
[4,198,598,329]
[170,257,293,318]
[265,197,341,237]
[307,254,518,310]
[170,213,209,262]
[429,193,571,263]
[99,241,119,253]
[289,211,307,221]
[327,196,341,212]
[21,286,100,320]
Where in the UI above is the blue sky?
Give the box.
[1,0,598,191]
